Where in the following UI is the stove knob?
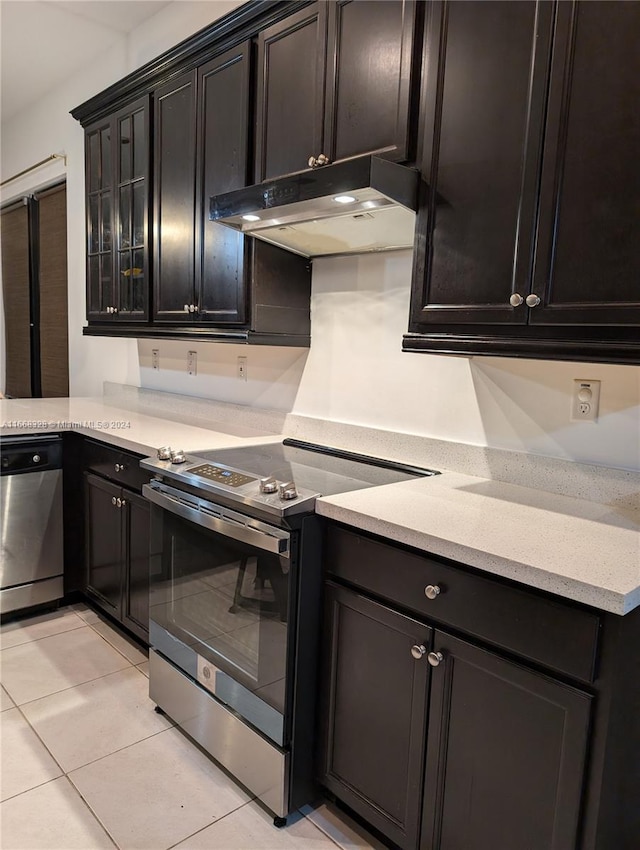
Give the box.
[157,446,172,460]
[170,450,186,464]
[278,481,298,501]
[260,476,278,494]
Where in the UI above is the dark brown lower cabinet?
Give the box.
[320,583,432,849]
[319,581,591,850]
[84,472,150,643]
[421,631,591,850]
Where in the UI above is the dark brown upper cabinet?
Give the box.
[151,42,311,341]
[255,0,419,182]
[153,70,198,323]
[153,45,251,325]
[406,0,640,364]
[531,0,640,328]
[409,0,553,328]
[85,96,150,323]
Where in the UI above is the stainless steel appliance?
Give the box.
[142,439,438,824]
[209,155,420,258]
[0,435,64,614]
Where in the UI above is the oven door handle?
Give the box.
[143,484,290,557]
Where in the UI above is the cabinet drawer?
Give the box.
[82,438,149,492]
[326,525,600,683]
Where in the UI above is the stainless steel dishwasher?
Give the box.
[1,434,64,614]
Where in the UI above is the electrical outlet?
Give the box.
[571,379,600,422]
[152,349,159,370]
[237,356,247,381]
[187,351,197,376]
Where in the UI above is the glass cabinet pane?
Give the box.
[119,185,131,249]
[89,255,100,310]
[132,248,144,312]
[100,128,111,188]
[120,117,131,183]
[101,192,112,251]
[133,182,145,247]
[89,195,99,253]
[132,109,145,179]
[100,254,112,310]
[119,252,131,312]
[88,132,99,192]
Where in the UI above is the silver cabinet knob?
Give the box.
[424,584,441,600]
[114,463,124,472]
[157,446,172,460]
[170,450,186,464]
[259,476,278,494]
[316,153,330,166]
[525,293,541,307]
[120,499,126,508]
[411,644,427,660]
[428,651,444,667]
[112,306,118,314]
[111,496,117,506]
[189,304,197,313]
[116,497,123,508]
[32,454,41,463]
[184,304,190,312]
[308,155,317,168]
[106,306,112,314]
[278,481,298,500]
[509,293,524,307]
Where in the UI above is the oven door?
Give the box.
[144,481,293,746]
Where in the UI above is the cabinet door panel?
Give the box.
[86,120,116,320]
[256,3,328,181]
[421,631,592,850]
[153,72,197,321]
[411,1,552,327]
[115,97,150,321]
[326,0,416,163]
[85,473,122,616]
[122,490,150,641]
[319,583,430,850]
[532,0,640,326]
[196,44,250,324]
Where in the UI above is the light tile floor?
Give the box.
[1,604,384,850]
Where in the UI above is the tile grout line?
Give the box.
[2,661,136,709]
[163,797,258,850]
[59,774,121,850]
[0,618,88,651]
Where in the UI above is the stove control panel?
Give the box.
[188,464,257,488]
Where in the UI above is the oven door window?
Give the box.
[150,509,290,716]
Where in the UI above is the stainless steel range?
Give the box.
[141,439,438,825]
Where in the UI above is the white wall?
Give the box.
[2,2,639,472]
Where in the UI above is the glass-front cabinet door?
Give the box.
[116,101,149,320]
[85,120,114,320]
[85,96,150,322]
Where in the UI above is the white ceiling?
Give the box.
[0,1,172,123]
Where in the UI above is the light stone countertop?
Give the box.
[316,472,640,615]
[0,396,280,455]
[2,395,639,615]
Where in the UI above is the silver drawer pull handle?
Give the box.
[411,644,427,660]
[424,584,441,600]
[428,651,444,667]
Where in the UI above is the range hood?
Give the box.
[209,155,420,259]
